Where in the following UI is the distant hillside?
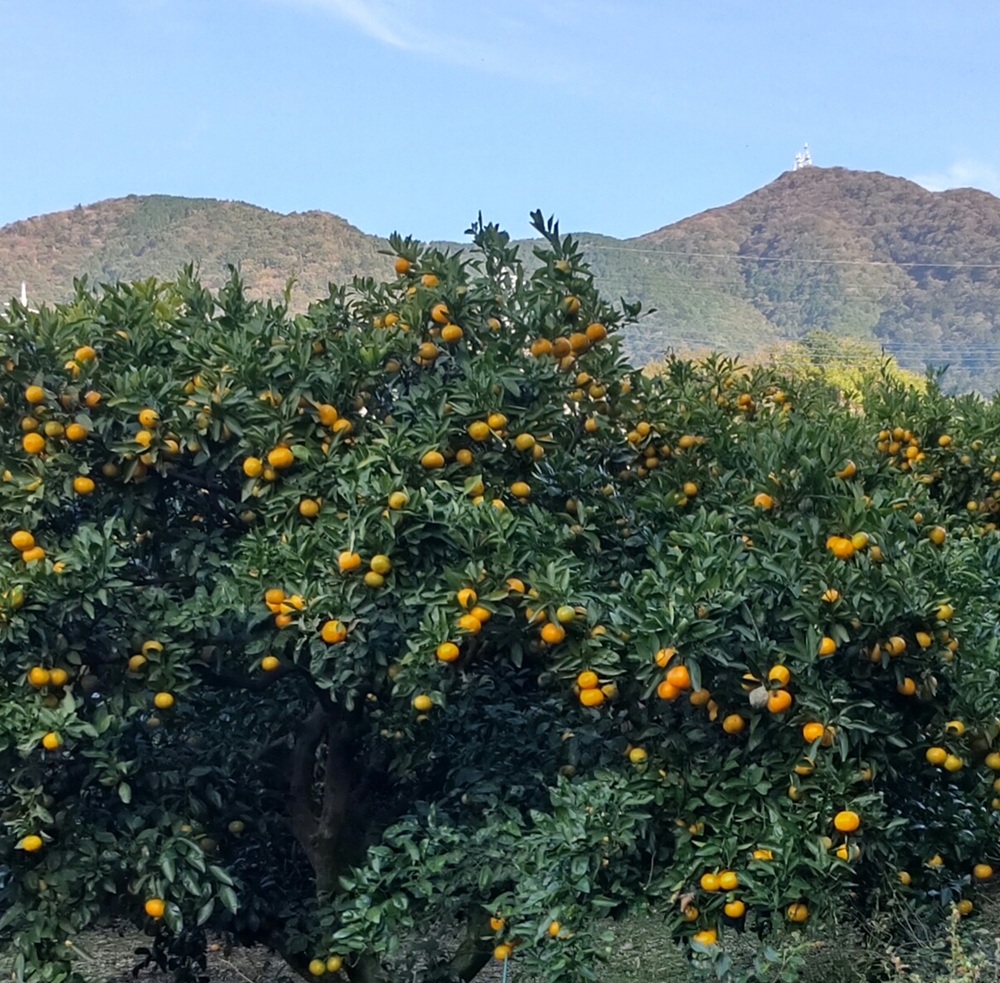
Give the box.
[4,170,1000,393]
[0,195,392,303]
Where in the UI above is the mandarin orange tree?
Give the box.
[2,213,1000,983]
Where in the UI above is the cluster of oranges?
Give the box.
[9,528,46,565]
[338,551,392,589]
[305,955,344,976]
[263,588,306,629]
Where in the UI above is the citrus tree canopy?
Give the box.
[2,213,1000,983]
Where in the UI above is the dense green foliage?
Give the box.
[3,214,1000,983]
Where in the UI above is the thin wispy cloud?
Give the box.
[267,0,411,49]
[914,159,1000,197]
[258,0,586,83]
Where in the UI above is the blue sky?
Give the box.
[1,0,998,240]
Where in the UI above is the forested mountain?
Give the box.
[4,168,1000,392]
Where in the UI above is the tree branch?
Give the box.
[288,704,328,859]
[445,909,494,982]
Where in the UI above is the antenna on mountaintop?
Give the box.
[793,144,813,170]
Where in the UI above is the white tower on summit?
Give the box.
[793,144,813,170]
[20,282,27,306]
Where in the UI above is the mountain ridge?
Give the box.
[4,168,1000,392]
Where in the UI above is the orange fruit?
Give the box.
[540,623,566,645]
[943,754,963,773]
[48,668,68,687]
[457,614,483,633]
[973,863,993,881]
[654,647,676,668]
[752,849,774,861]
[833,810,860,833]
[25,385,45,404]
[821,588,841,603]
[689,687,711,707]
[261,656,280,672]
[394,256,411,276]
[898,870,912,885]
[243,456,263,478]
[41,731,62,750]
[897,677,916,696]
[299,498,321,518]
[767,689,793,713]
[827,536,855,559]
[388,491,409,510]
[510,481,531,499]
[577,670,599,690]
[436,642,460,663]
[370,554,392,575]
[692,929,718,947]
[936,603,955,621]
[468,421,491,442]
[945,719,966,736]
[321,620,348,644]
[724,900,746,919]
[818,636,837,657]
[666,664,692,690]
[153,692,175,710]
[753,492,774,510]
[28,667,50,688]
[421,450,445,469]
[144,898,166,918]
[307,959,326,977]
[493,944,511,962]
[722,714,745,735]
[338,552,363,573]
[20,834,43,852]
[786,903,809,923]
[579,687,605,708]
[628,747,648,764]
[22,546,45,563]
[802,722,825,743]
[10,530,35,551]
[718,871,738,891]
[657,680,681,701]
[138,408,159,428]
[65,423,88,442]
[767,665,791,687]
[455,587,478,609]
[441,323,463,343]
[699,872,720,892]
[412,694,433,712]
[430,302,450,324]
[267,446,295,469]
[490,916,506,933]
[925,746,947,765]
[72,475,95,495]
[22,432,45,454]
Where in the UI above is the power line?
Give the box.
[581,241,1000,271]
